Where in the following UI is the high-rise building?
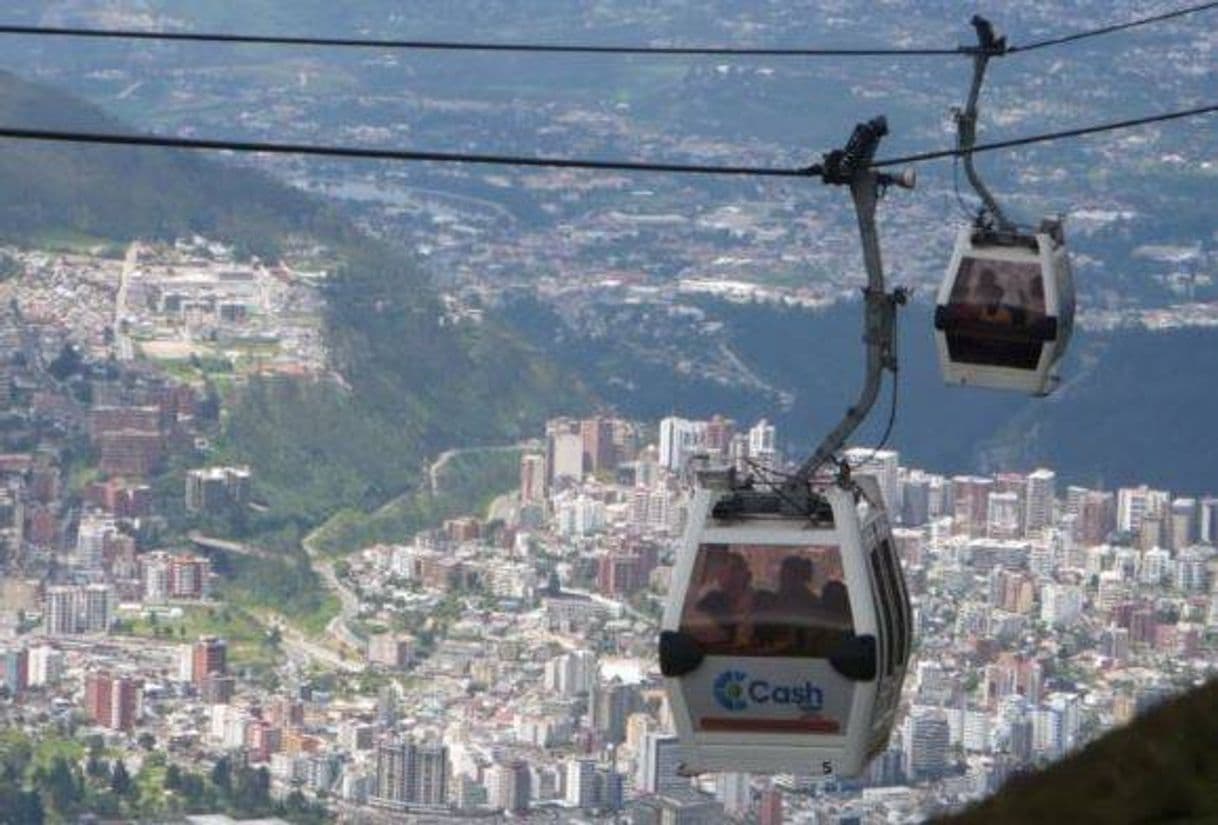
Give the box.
[75,513,117,570]
[901,471,932,526]
[0,648,28,695]
[544,650,596,698]
[1078,490,1116,547]
[844,448,899,513]
[566,758,599,809]
[44,586,77,636]
[591,679,639,745]
[987,491,1022,540]
[658,417,706,471]
[656,792,725,824]
[519,453,546,504]
[714,772,750,817]
[81,584,112,633]
[757,788,784,825]
[185,466,252,513]
[903,708,951,781]
[952,476,994,537]
[581,416,617,474]
[638,733,685,795]
[1025,468,1056,535]
[748,419,779,473]
[1199,498,1218,544]
[192,637,228,686]
[1117,485,1170,534]
[1040,584,1084,628]
[84,671,139,731]
[703,415,735,457]
[487,760,530,814]
[27,645,63,687]
[141,552,173,603]
[1170,497,1197,550]
[374,739,449,810]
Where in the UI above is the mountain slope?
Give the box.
[937,680,1218,825]
[0,70,359,257]
[0,69,587,539]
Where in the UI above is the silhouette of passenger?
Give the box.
[818,580,852,630]
[691,548,756,648]
[754,555,820,653]
[976,269,1014,325]
[805,579,854,657]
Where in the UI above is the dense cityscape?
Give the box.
[3,288,1218,822]
[0,2,1214,823]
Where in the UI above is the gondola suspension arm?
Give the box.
[957,16,1014,232]
[791,117,914,488]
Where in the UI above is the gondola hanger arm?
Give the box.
[957,15,1015,233]
[789,117,913,490]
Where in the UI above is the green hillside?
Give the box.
[0,71,358,258]
[938,680,1218,825]
[0,69,586,545]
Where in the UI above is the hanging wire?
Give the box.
[0,101,1213,175]
[835,366,900,476]
[0,1,1215,57]
[1009,0,1218,53]
[871,102,1218,168]
[0,125,820,177]
[0,23,963,56]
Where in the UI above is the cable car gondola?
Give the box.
[658,118,914,778]
[934,220,1075,396]
[658,473,911,777]
[934,16,1076,397]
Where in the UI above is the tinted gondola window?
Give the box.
[943,256,1051,369]
[679,543,853,658]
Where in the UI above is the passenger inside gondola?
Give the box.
[944,257,1048,368]
[681,544,854,657]
[686,546,758,647]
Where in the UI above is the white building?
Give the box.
[1117,485,1170,533]
[844,448,900,513]
[544,650,597,698]
[27,645,64,687]
[551,433,585,483]
[658,417,706,471]
[1040,583,1084,628]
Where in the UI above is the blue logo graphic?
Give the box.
[712,672,826,714]
[713,670,749,711]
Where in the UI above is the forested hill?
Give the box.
[0,69,587,538]
[937,680,1218,824]
[0,70,358,258]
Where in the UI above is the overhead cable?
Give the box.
[0,24,961,56]
[0,101,1213,176]
[0,125,818,177]
[871,102,1218,167]
[1009,0,1218,53]
[1,1,1216,58]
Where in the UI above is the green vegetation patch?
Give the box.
[311,445,523,556]
[210,550,340,637]
[113,604,282,670]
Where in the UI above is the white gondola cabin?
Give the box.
[934,222,1075,396]
[659,472,911,778]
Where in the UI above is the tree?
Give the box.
[211,757,232,795]
[48,344,82,380]
[42,757,79,815]
[164,764,182,791]
[138,732,157,751]
[86,753,110,780]
[110,760,132,797]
